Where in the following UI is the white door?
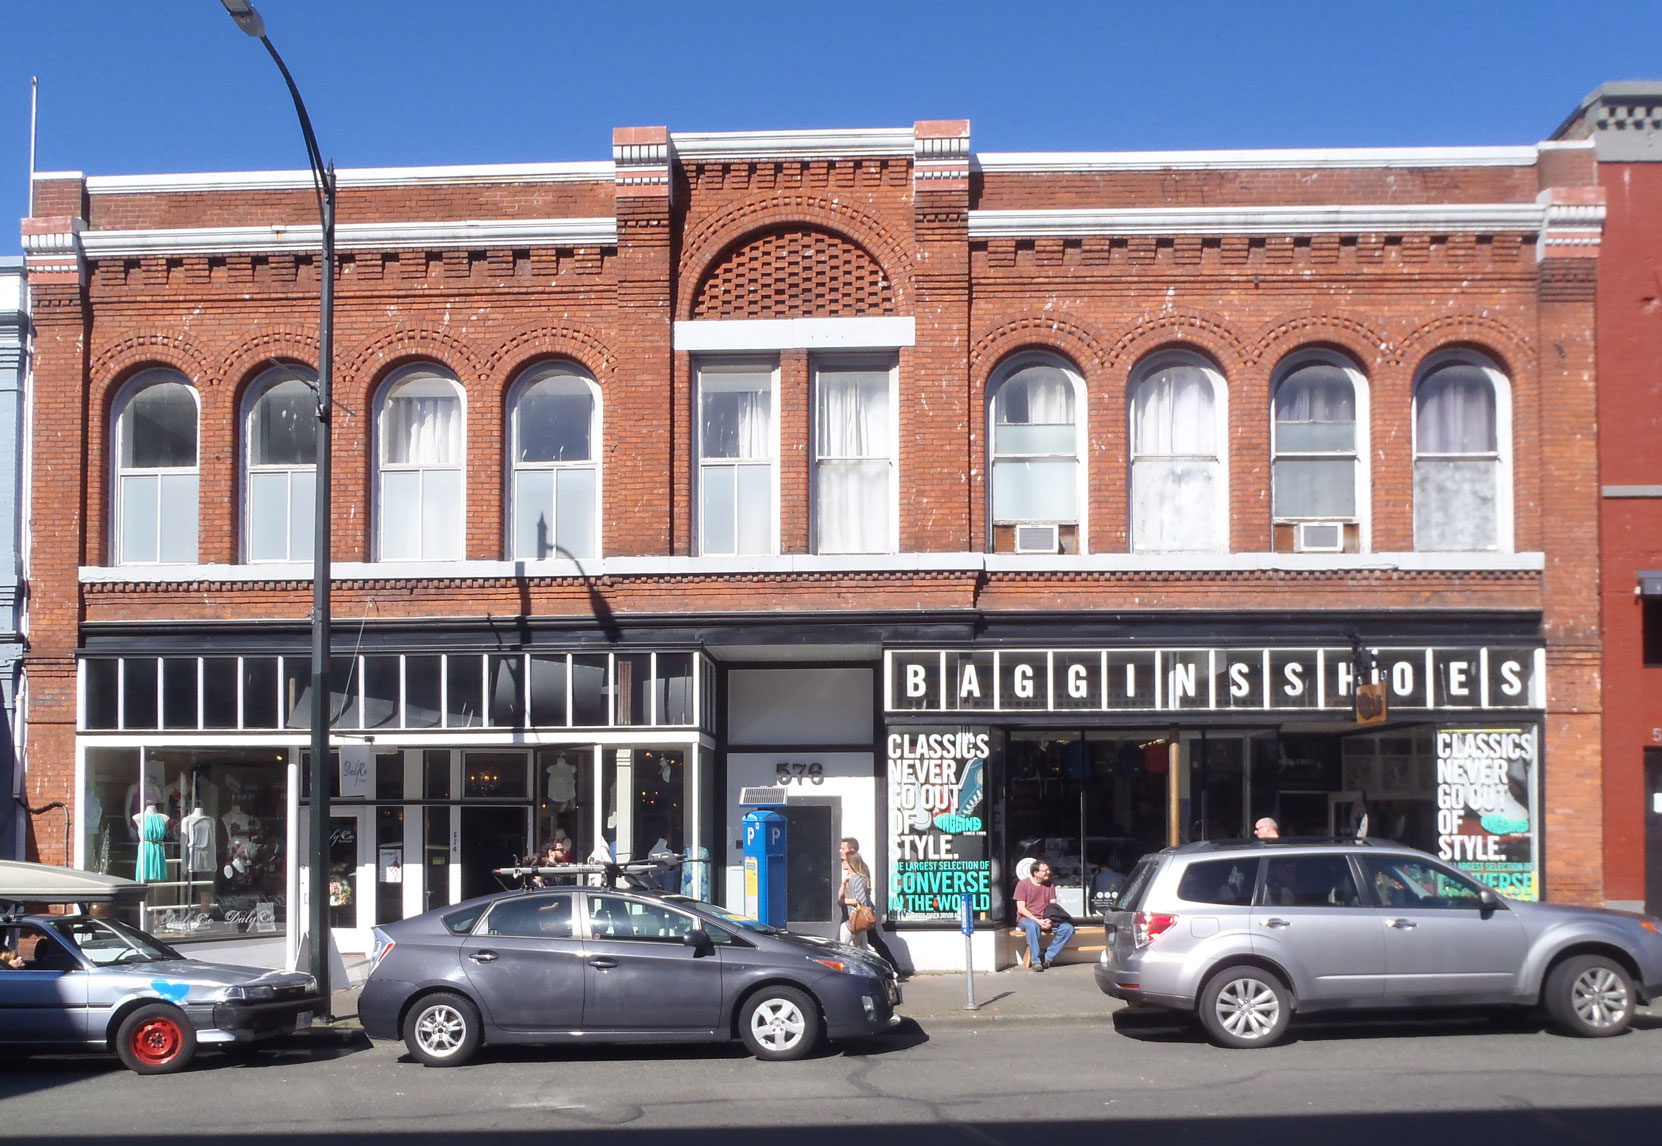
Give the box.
[300,807,375,955]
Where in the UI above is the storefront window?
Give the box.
[536,747,593,865]
[83,746,289,942]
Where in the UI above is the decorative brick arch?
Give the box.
[220,328,322,411]
[969,316,1108,378]
[1391,314,1535,378]
[340,325,489,414]
[1105,310,1250,377]
[677,196,913,319]
[485,325,618,398]
[690,226,896,320]
[92,331,216,396]
[1251,313,1391,372]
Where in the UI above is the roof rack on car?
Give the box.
[1185,836,1397,851]
[491,854,706,892]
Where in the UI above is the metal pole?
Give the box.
[222,3,336,1005]
[960,892,977,1011]
[1167,726,1181,847]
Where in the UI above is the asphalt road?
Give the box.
[6,1009,1661,1146]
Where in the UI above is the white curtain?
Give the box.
[702,385,771,460]
[1133,366,1216,456]
[817,371,891,553]
[1417,365,1496,454]
[384,384,461,465]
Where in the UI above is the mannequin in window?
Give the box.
[134,804,169,883]
[545,753,577,810]
[181,806,214,875]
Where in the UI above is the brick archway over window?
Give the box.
[690,226,895,319]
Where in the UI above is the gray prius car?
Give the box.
[360,884,901,1065]
[1095,839,1662,1047]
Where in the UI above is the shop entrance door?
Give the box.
[782,800,839,937]
[1646,749,1662,915]
[299,807,374,955]
[459,806,532,902]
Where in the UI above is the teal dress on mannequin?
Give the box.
[136,809,168,882]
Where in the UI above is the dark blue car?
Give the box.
[360,885,901,1064]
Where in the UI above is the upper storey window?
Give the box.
[114,369,198,565]
[1272,355,1366,553]
[1130,353,1227,552]
[1414,353,1510,552]
[378,365,465,561]
[510,361,600,561]
[988,355,1082,555]
[244,366,317,563]
[697,360,777,556]
[814,357,895,554]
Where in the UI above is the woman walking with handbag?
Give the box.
[838,837,877,949]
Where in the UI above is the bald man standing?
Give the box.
[1254,817,1280,839]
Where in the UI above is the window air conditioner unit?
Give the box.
[1014,523,1061,554]
[1295,521,1345,553]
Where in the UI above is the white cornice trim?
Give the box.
[973,145,1542,172]
[671,128,914,161]
[83,162,613,195]
[80,217,618,257]
[78,551,1545,585]
[968,202,1549,238]
[674,316,916,352]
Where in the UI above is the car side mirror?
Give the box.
[683,928,715,954]
[1478,889,1501,913]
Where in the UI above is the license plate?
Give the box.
[294,1010,314,1031]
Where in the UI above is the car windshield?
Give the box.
[664,895,780,934]
[48,916,181,966]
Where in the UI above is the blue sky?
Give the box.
[5,1,1660,253]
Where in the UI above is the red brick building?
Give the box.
[1554,85,1662,915]
[18,121,1605,969]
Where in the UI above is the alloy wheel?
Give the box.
[414,1004,468,1057]
[1214,976,1281,1040]
[748,998,807,1052]
[1571,966,1630,1029]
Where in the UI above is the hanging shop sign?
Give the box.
[1436,725,1539,901]
[886,647,1541,715]
[886,728,991,922]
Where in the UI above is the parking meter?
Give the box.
[742,809,787,927]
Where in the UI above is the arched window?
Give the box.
[1271,354,1367,553]
[243,365,317,562]
[1130,352,1227,552]
[509,361,599,560]
[1414,353,1510,551]
[377,364,465,561]
[113,369,199,564]
[988,354,1083,554]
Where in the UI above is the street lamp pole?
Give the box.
[221,0,335,1001]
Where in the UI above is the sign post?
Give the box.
[959,892,978,1011]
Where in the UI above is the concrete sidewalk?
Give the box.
[325,962,1118,1031]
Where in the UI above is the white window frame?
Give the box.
[506,360,603,561]
[1128,349,1229,553]
[694,357,779,557]
[111,368,200,566]
[1411,349,1513,553]
[986,351,1089,553]
[242,364,318,563]
[1269,350,1371,550]
[375,364,467,562]
[810,353,898,555]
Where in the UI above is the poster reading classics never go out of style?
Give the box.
[1435,725,1539,900]
[886,727,992,921]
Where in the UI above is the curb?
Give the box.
[898,1009,1120,1029]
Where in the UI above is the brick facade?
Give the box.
[18,121,1607,908]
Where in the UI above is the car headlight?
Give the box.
[221,984,276,1002]
[812,955,879,978]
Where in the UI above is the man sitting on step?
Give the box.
[1013,860,1075,971]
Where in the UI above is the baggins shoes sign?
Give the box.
[886,646,1541,715]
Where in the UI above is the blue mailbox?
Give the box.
[742,808,788,928]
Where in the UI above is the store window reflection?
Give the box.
[83,746,288,942]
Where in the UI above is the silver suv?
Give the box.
[1096,840,1662,1048]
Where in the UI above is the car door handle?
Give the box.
[1388,919,1418,930]
[469,951,499,963]
[1259,918,1291,928]
[588,958,619,970]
